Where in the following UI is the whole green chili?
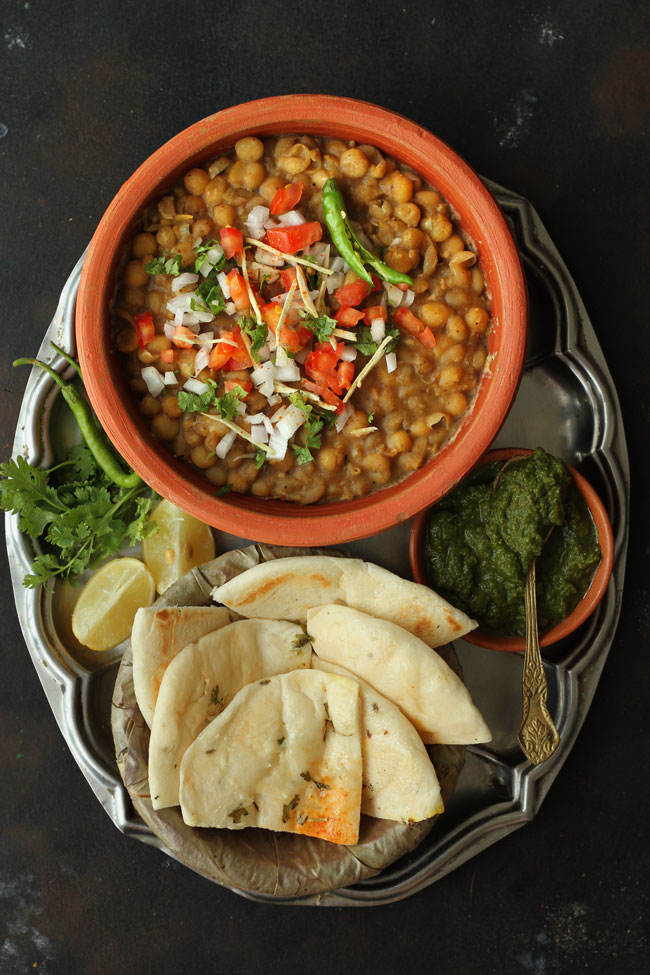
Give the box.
[321,178,413,287]
[13,355,142,489]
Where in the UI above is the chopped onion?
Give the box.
[385,352,397,373]
[141,366,165,398]
[370,318,386,343]
[215,430,237,459]
[340,346,358,362]
[254,247,284,267]
[262,415,275,435]
[325,271,345,294]
[224,301,237,316]
[335,401,353,432]
[257,343,271,362]
[250,424,269,444]
[400,289,415,307]
[163,322,176,339]
[274,363,302,382]
[294,343,312,364]
[385,283,403,307]
[198,245,225,278]
[278,209,306,226]
[183,377,210,395]
[267,393,282,406]
[245,205,270,239]
[167,293,193,313]
[275,345,290,368]
[251,359,276,398]
[329,256,345,273]
[275,404,306,439]
[266,432,288,461]
[172,272,199,293]
[194,347,210,374]
[163,372,178,385]
[217,271,231,299]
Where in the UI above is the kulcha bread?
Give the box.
[307,605,491,746]
[148,620,312,810]
[211,556,476,649]
[179,670,363,845]
[132,605,233,728]
[311,656,443,823]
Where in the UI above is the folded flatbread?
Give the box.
[132,605,233,728]
[179,670,362,845]
[212,555,476,648]
[148,620,312,810]
[312,656,443,822]
[307,605,491,746]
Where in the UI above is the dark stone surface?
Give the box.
[1,1,648,972]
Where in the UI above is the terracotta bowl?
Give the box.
[409,448,615,651]
[76,95,527,546]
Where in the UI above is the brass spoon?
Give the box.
[517,558,561,764]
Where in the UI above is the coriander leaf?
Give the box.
[194,275,226,316]
[304,416,324,450]
[292,445,314,465]
[193,239,226,275]
[367,411,375,424]
[289,391,313,417]
[239,316,268,362]
[67,443,99,480]
[145,254,182,276]
[217,387,247,423]
[216,484,232,496]
[177,386,219,413]
[254,448,267,470]
[301,313,337,344]
[354,326,399,356]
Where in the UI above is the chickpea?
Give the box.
[317,447,344,472]
[472,347,487,370]
[411,275,430,295]
[235,136,264,161]
[148,334,172,355]
[161,394,181,418]
[439,234,464,259]
[408,418,431,438]
[156,225,177,250]
[344,410,369,434]
[442,343,466,364]
[465,306,490,333]
[131,232,157,259]
[184,168,210,196]
[420,301,450,328]
[439,364,465,388]
[323,138,348,157]
[250,479,271,498]
[278,144,311,175]
[204,465,227,487]
[212,204,236,227]
[400,227,426,250]
[423,213,452,242]
[171,237,195,267]
[269,453,294,474]
[121,287,145,312]
[192,216,215,239]
[422,244,438,276]
[229,472,250,493]
[190,444,217,469]
[339,148,370,178]
[203,176,228,206]
[376,387,397,411]
[379,170,413,204]
[130,378,147,395]
[445,391,469,416]
[407,393,429,413]
[259,175,285,201]
[384,245,417,274]
[386,430,412,455]
[446,314,469,341]
[181,194,206,217]
[414,189,443,211]
[395,364,413,383]
[394,203,421,227]
[146,290,166,314]
[181,414,202,447]
[444,288,468,309]
[472,268,486,294]
[116,327,138,353]
[151,413,180,440]
[274,136,298,157]
[349,474,370,497]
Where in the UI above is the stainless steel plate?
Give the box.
[6,181,629,905]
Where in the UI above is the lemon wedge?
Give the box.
[71,557,155,651]
[142,499,216,594]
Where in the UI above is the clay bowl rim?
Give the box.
[76,94,527,546]
[409,447,615,652]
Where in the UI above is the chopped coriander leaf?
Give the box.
[367,411,375,424]
[145,253,182,276]
[217,387,247,422]
[304,417,324,450]
[292,445,314,465]
[177,383,218,413]
[239,316,268,361]
[289,391,313,416]
[300,255,320,289]
[194,274,226,317]
[254,448,267,471]
[193,238,227,275]
[300,312,337,344]
[216,484,232,496]
[354,326,400,357]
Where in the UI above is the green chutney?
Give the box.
[423,448,602,635]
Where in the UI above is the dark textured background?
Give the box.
[1,1,648,972]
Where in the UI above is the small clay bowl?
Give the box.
[409,448,614,651]
[76,95,527,546]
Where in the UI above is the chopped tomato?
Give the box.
[261,302,311,351]
[226,269,250,311]
[270,182,303,216]
[336,360,354,389]
[418,326,437,348]
[264,221,322,254]
[227,327,254,370]
[370,274,383,293]
[224,379,252,395]
[219,226,244,260]
[172,325,198,349]
[334,306,365,327]
[303,378,341,408]
[209,331,237,371]
[395,307,424,336]
[334,280,370,307]
[159,348,174,363]
[363,305,387,325]
[133,312,155,348]
[279,267,298,290]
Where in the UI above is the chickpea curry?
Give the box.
[113,134,491,503]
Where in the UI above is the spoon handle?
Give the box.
[517,562,561,764]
